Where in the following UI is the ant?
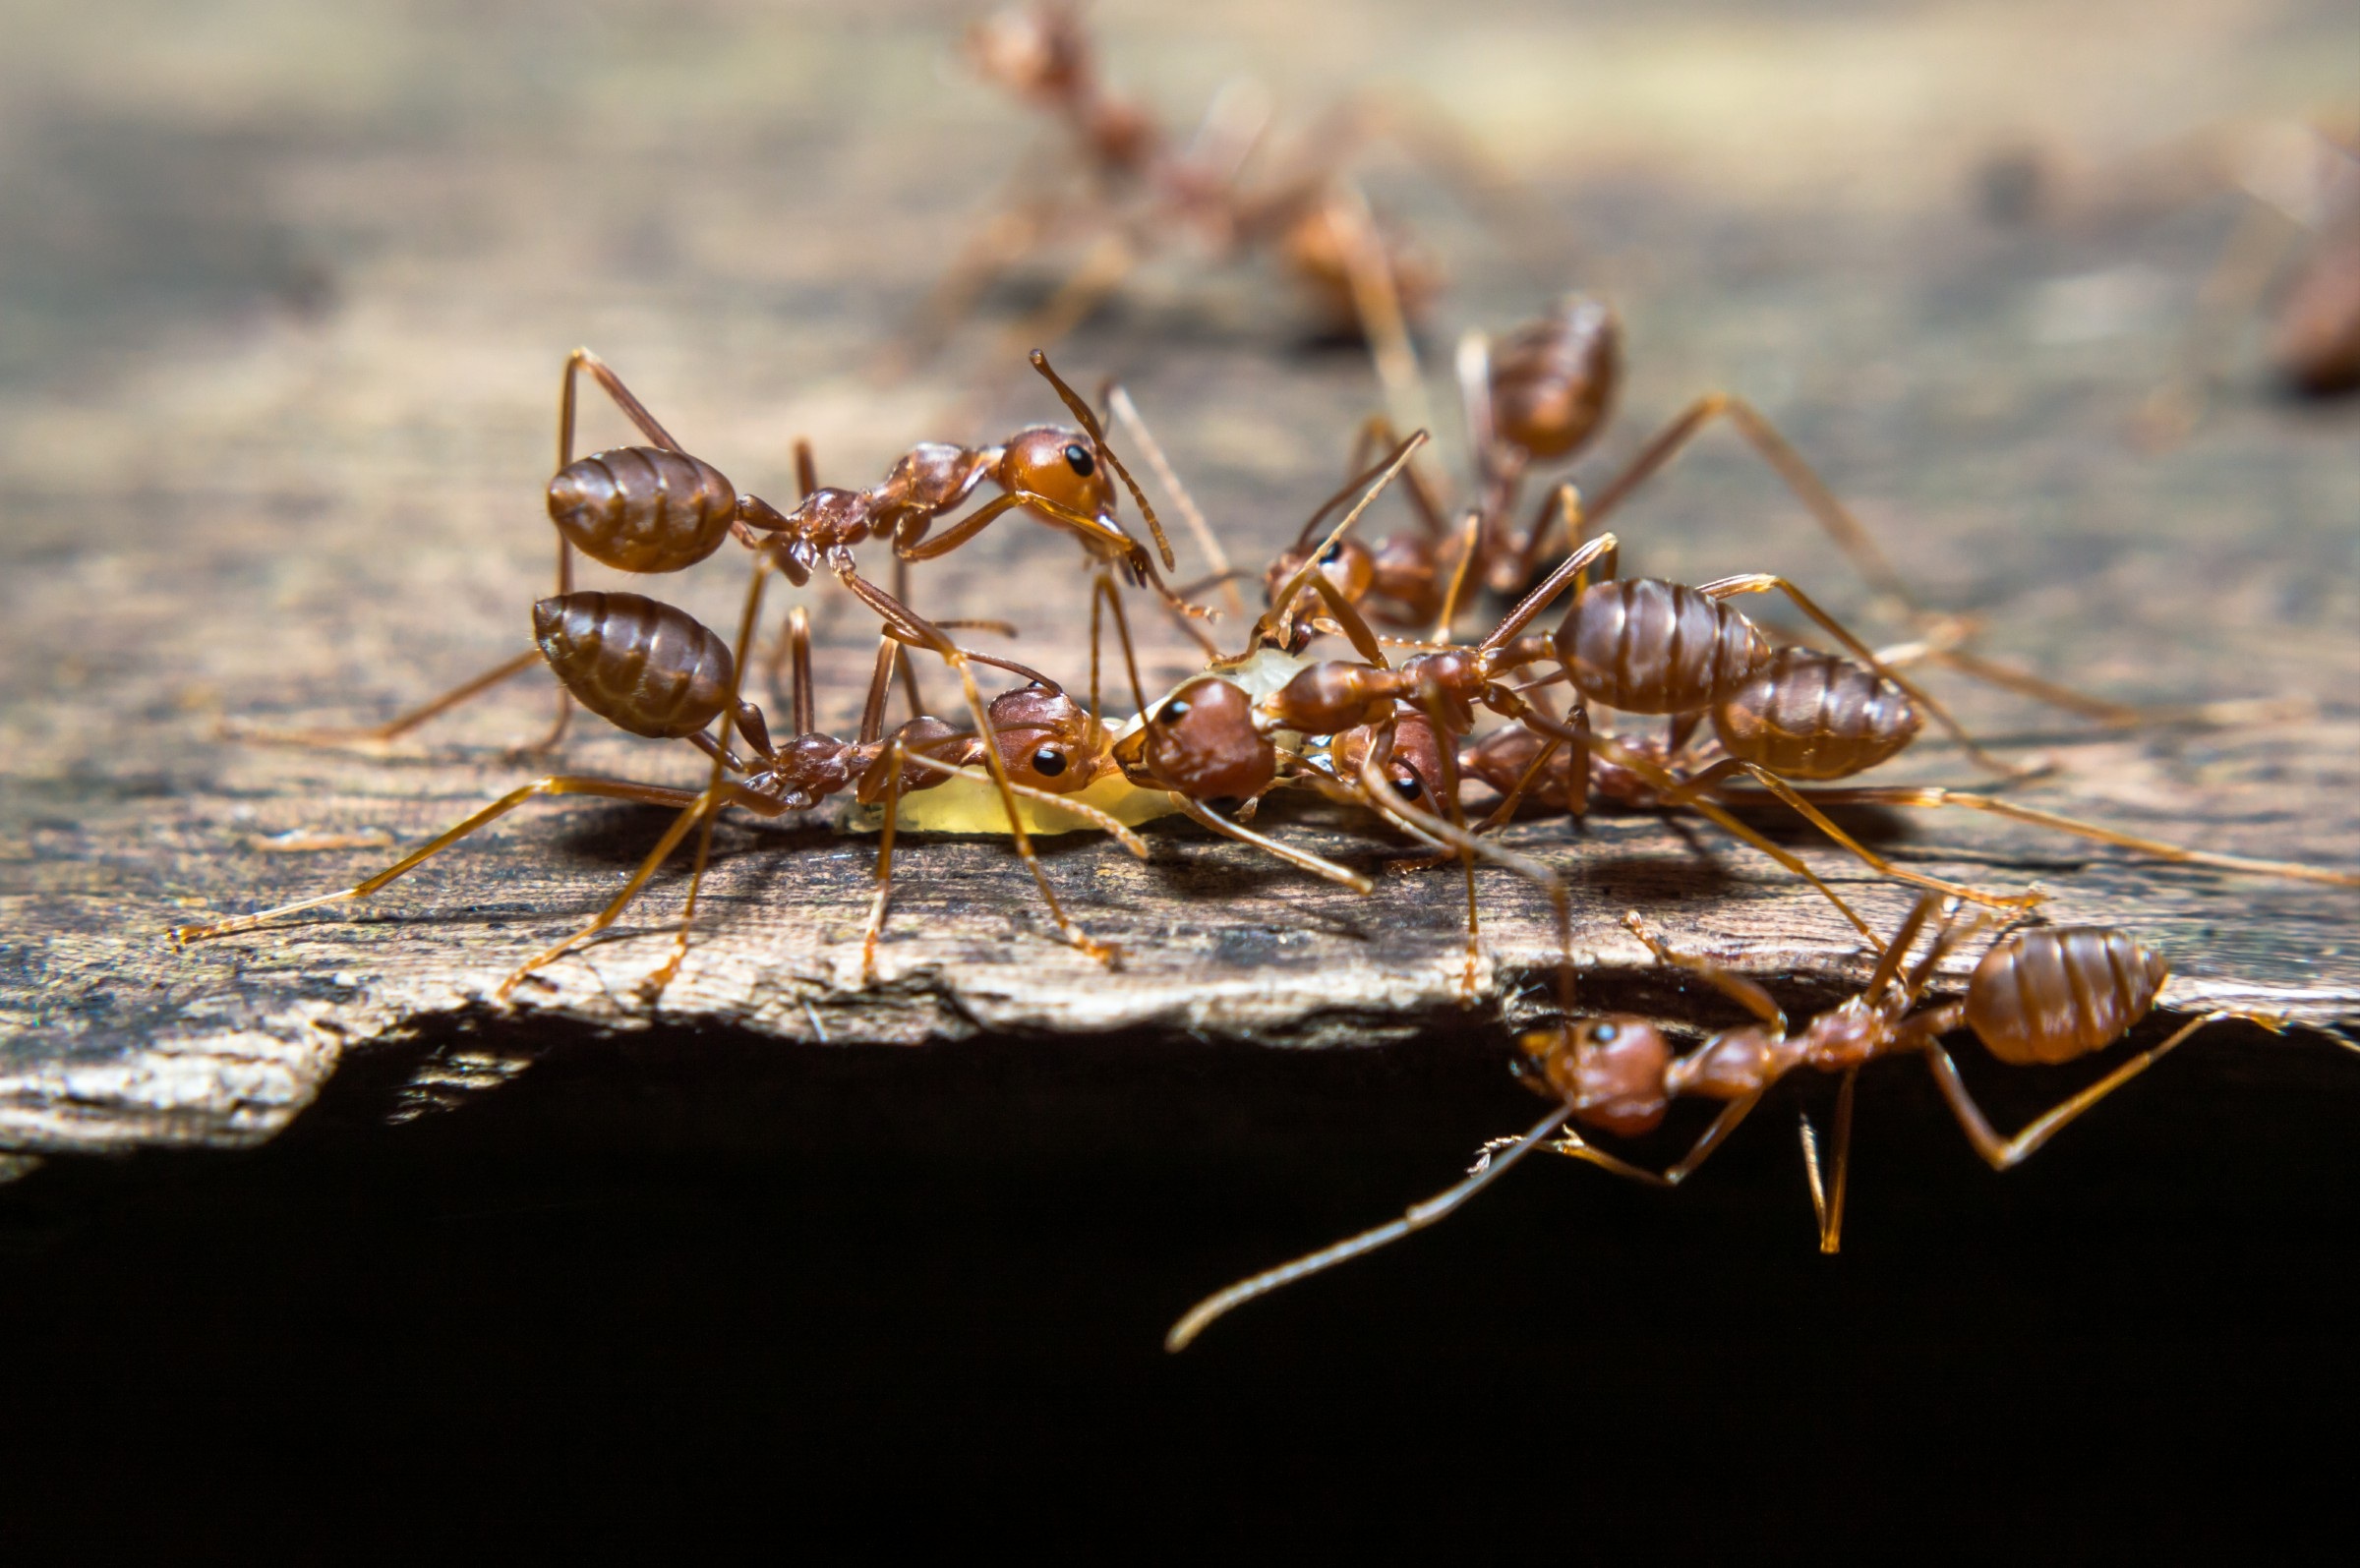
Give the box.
[910,1,1506,375]
[1266,294,1925,645]
[248,344,1206,758]
[175,548,1150,996]
[1165,893,2316,1351]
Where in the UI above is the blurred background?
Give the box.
[1,0,2354,1551]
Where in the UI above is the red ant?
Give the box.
[1165,893,2316,1350]
[176,552,1149,995]
[245,345,1205,757]
[912,1,1505,368]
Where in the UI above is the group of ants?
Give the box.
[175,5,2358,1349]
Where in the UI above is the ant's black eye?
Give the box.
[1320,543,1343,563]
[1391,773,1423,799]
[1031,746,1067,778]
[1063,443,1095,477]
[1160,698,1191,725]
[1592,1022,1619,1044]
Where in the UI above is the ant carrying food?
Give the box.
[1165,893,2318,1350]
[175,545,1150,997]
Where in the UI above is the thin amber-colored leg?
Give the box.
[1107,384,1244,620]
[1921,1010,2286,1170]
[636,558,772,1002]
[839,566,1119,965]
[1254,433,1432,649]
[168,774,712,945]
[1580,393,1918,612]
[1759,783,2360,890]
[1583,734,1879,940]
[1620,910,1789,1030]
[1539,1088,1772,1189]
[1664,758,2047,911]
[862,736,907,984]
[229,648,546,751]
[1799,1066,1859,1252]
[1163,1102,1576,1353]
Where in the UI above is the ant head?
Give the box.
[1518,1016,1672,1137]
[999,424,1120,529]
[987,684,1102,795]
[1263,537,1376,617]
[1275,205,1445,336]
[1489,295,1621,462]
[965,4,1089,105]
[1125,676,1275,799]
[1332,713,1447,812]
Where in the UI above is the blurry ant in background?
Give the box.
[904,2,1521,417]
[1166,896,2324,1351]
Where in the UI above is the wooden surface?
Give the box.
[2,0,2357,1159]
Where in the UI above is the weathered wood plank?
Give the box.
[2,0,2356,1157]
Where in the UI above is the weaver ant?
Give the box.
[176,550,1149,996]
[910,1,1514,377]
[247,345,1206,757]
[1166,893,2316,1350]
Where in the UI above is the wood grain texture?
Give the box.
[2,0,2355,1156]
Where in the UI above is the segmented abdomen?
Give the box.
[1711,648,1920,780]
[533,591,733,739]
[1965,927,2170,1067]
[546,445,738,573]
[1557,578,1771,715]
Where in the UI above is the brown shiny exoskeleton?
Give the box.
[1280,292,1921,640]
[175,576,1147,995]
[1163,896,2306,1350]
[913,1,1462,365]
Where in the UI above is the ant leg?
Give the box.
[768,605,814,735]
[637,559,773,1002]
[842,568,1120,964]
[1766,784,2360,889]
[1169,795,1374,893]
[558,347,684,461]
[1798,1066,1859,1252]
[1540,1088,1772,1188]
[1254,433,1434,647]
[856,633,901,745]
[1699,573,2034,779]
[1890,641,2314,732]
[169,776,712,944]
[1585,394,1917,612]
[1584,735,1879,939]
[1666,759,2047,911]
[1920,1010,2287,1170]
[892,552,927,722]
[1619,910,1789,1030]
[862,736,907,984]
[1164,1102,1576,1353]
[1426,509,1486,643]
[230,649,547,751]
[1107,385,1245,620]
[1352,742,1572,1010]
[1327,183,1441,497]
[1477,529,1621,651]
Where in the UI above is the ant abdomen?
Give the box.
[1713,648,1922,781]
[1965,927,2172,1067]
[533,591,738,741]
[1489,296,1620,461]
[1557,577,1773,715]
[546,445,740,573]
